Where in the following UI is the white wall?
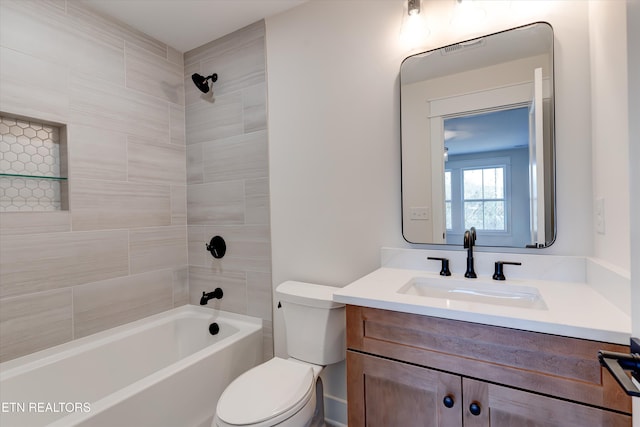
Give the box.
[267,1,405,292]
[589,1,631,272]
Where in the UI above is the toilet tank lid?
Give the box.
[276,281,344,309]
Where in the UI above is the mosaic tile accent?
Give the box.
[0,115,66,211]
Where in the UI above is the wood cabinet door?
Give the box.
[462,378,631,427]
[347,351,462,427]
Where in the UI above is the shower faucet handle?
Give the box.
[206,236,226,259]
[428,257,451,276]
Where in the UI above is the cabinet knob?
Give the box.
[442,395,455,408]
[469,402,482,416]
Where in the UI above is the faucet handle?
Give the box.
[493,261,522,281]
[428,257,452,276]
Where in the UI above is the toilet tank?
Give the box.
[275,281,346,365]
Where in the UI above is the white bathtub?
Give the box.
[0,305,263,427]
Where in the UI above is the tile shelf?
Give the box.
[1,114,68,212]
[0,173,67,181]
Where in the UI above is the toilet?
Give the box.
[213,281,346,427]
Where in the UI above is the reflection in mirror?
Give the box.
[401,22,555,248]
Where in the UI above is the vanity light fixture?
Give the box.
[408,0,420,16]
[401,0,429,48]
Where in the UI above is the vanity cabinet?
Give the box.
[346,305,632,427]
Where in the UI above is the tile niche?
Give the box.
[0,114,68,212]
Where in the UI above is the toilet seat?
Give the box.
[216,357,315,426]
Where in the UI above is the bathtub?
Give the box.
[0,305,263,427]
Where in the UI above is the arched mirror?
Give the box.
[401,22,556,248]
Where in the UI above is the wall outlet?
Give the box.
[594,197,605,234]
[410,207,430,221]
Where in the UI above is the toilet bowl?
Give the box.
[214,358,323,427]
[213,281,345,427]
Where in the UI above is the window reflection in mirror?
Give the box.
[400,22,555,248]
[443,107,530,247]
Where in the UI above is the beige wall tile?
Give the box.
[0,289,72,362]
[185,21,271,336]
[167,46,184,67]
[0,230,129,298]
[243,83,267,133]
[262,319,274,360]
[184,20,265,67]
[0,211,71,236]
[0,0,193,361]
[202,130,268,183]
[173,266,189,307]
[187,225,208,267]
[187,181,244,225]
[68,124,127,181]
[71,179,171,230]
[0,1,125,86]
[188,265,247,314]
[125,42,185,105]
[201,36,265,98]
[185,91,243,144]
[245,178,270,225]
[170,104,186,145]
[247,271,273,321]
[1,9,270,361]
[129,226,188,274]
[0,47,69,124]
[127,137,186,185]
[73,270,174,338]
[186,143,204,184]
[171,185,187,225]
[66,1,168,59]
[69,72,170,142]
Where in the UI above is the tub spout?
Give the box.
[200,288,223,305]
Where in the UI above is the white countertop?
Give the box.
[333,267,631,345]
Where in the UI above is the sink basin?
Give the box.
[398,277,548,310]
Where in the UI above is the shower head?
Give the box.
[191,73,218,93]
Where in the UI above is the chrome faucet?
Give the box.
[463,227,477,278]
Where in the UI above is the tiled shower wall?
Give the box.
[184,21,273,360]
[0,0,188,362]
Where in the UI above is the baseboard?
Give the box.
[324,393,347,427]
